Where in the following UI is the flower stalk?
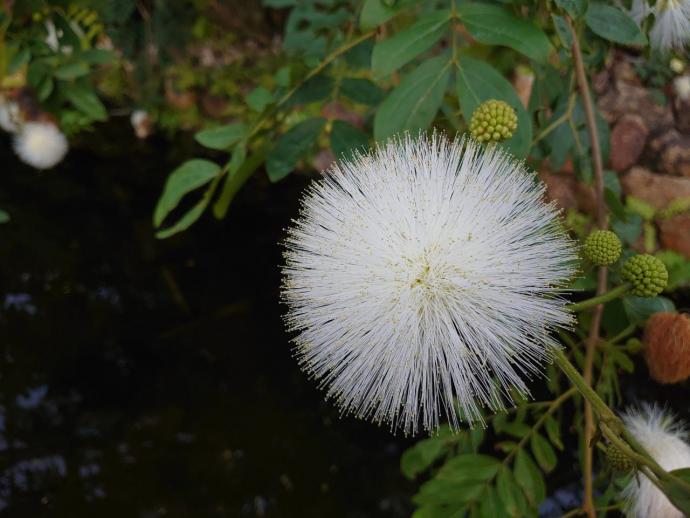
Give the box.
[566,284,630,313]
[552,347,690,497]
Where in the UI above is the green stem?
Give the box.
[566,284,629,313]
[552,347,690,495]
[247,30,376,141]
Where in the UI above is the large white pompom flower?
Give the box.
[650,0,690,50]
[13,121,68,170]
[622,405,690,518]
[281,134,577,434]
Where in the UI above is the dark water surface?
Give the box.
[0,122,414,517]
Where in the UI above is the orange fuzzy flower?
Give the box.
[644,312,690,384]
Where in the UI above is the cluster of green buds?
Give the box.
[583,230,622,266]
[605,443,634,472]
[469,100,517,143]
[583,230,668,297]
[622,254,668,297]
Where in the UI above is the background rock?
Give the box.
[621,167,690,208]
[610,114,648,172]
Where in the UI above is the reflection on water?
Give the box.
[0,124,414,517]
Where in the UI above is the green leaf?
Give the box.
[480,487,508,518]
[609,348,634,373]
[37,76,54,101]
[371,10,450,78]
[543,415,563,451]
[286,75,333,107]
[623,296,675,324]
[154,159,221,227]
[604,170,621,196]
[54,61,90,80]
[502,422,531,439]
[555,0,588,18]
[414,478,485,506]
[660,468,690,515]
[8,48,31,74]
[0,209,9,223]
[437,454,501,483]
[605,188,626,222]
[275,66,291,87]
[155,196,209,239]
[627,196,656,221]
[213,143,268,219]
[657,251,690,290]
[374,55,451,140]
[247,86,274,112]
[457,3,551,62]
[514,450,546,507]
[266,118,325,182]
[401,436,449,480]
[194,123,246,150]
[331,120,369,160]
[63,85,107,120]
[585,3,646,45]
[340,78,384,105]
[360,0,419,29]
[612,212,642,245]
[456,57,532,159]
[497,467,527,517]
[79,49,115,64]
[530,433,557,473]
[551,14,573,48]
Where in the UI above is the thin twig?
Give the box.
[564,16,609,518]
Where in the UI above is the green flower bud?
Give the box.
[583,230,622,266]
[469,100,517,143]
[622,254,668,297]
[605,444,634,472]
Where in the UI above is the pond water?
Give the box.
[1,122,689,517]
[0,122,415,517]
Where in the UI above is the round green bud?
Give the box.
[469,99,518,143]
[583,230,622,266]
[605,444,633,472]
[622,254,669,297]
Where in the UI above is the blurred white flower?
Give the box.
[675,74,690,100]
[13,122,68,170]
[130,109,152,139]
[629,0,652,24]
[622,404,690,518]
[281,134,576,434]
[0,98,21,133]
[650,0,690,51]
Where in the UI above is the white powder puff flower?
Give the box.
[13,121,68,170]
[622,404,690,517]
[650,0,690,51]
[281,134,577,434]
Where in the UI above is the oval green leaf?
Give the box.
[331,120,370,160]
[374,55,451,140]
[194,123,247,150]
[266,117,326,182]
[457,3,552,62]
[371,10,450,78]
[154,159,221,227]
[585,3,646,45]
